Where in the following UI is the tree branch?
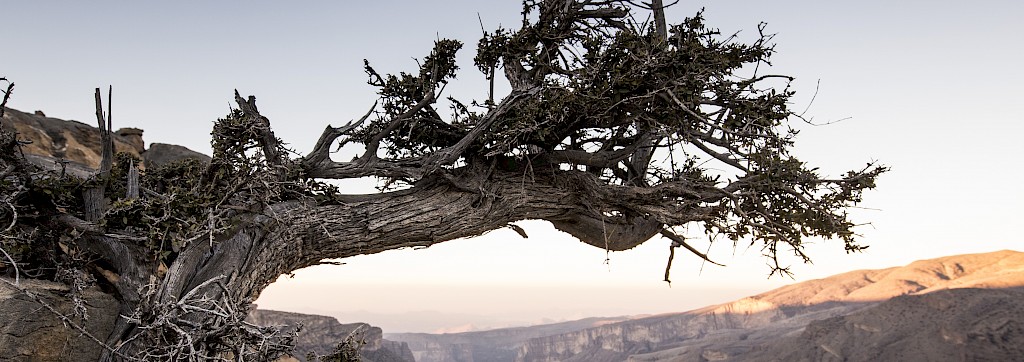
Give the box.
[95,87,113,176]
[660,229,724,266]
[233,90,285,169]
[302,102,376,166]
[362,88,437,162]
[544,145,637,169]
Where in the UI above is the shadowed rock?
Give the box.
[1,107,142,169]
[2,107,210,172]
[739,287,1024,362]
[0,277,119,361]
[143,143,211,169]
[248,309,416,362]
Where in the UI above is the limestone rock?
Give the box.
[143,143,211,169]
[2,107,210,172]
[743,287,1024,362]
[387,316,633,362]
[1,107,141,169]
[248,309,415,362]
[0,277,119,362]
[114,127,145,153]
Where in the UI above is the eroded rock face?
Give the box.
[740,287,1024,362]
[2,107,210,171]
[0,277,119,362]
[2,107,142,169]
[248,309,416,362]
[386,316,634,362]
[515,301,792,362]
[0,284,416,362]
[516,250,1024,362]
[114,127,145,153]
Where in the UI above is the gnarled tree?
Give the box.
[0,1,885,360]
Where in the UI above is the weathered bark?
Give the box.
[126,160,139,201]
[92,160,722,357]
[93,175,566,358]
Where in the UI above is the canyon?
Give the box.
[384,250,1024,361]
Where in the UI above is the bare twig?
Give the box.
[660,228,724,284]
[95,87,113,176]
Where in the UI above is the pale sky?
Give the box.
[3,1,1022,333]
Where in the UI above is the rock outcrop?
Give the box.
[248,309,415,362]
[0,277,120,362]
[1,107,142,169]
[0,282,416,362]
[1,107,209,171]
[143,143,211,169]
[386,317,633,362]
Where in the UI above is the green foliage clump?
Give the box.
[354,39,467,159]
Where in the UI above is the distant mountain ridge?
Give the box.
[385,250,1024,361]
